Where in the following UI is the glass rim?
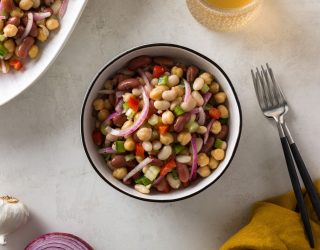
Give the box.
[199,0,261,14]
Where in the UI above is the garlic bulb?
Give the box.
[0,196,29,245]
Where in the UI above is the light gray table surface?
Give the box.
[1,0,320,249]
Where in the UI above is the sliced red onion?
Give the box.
[198,107,205,125]
[33,11,51,21]
[137,68,152,95]
[1,60,8,74]
[153,175,164,186]
[203,92,212,106]
[123,157,153,182]
[115,99,123,113]
[98,147,115,154]
[108,87,149,137]
[97,89,115,95]
[24,232,93,250]
[58,0,68,19]
[183,79,191,103]
[204,119,214,144]
[102,111,121,125]
[189,108,200,115]
[190,137,198,180]
[115,91,124,104]
[17,12,33,43]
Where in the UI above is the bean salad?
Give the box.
[92,55,229,194]
[0,0,68,73]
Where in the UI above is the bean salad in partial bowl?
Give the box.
[81,44,242,202]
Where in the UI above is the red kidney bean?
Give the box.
[127,56,152,71]
[216,125,228,140]
[117,78,141,91]
[126,160,137,168]
[173,113,191,133]
[29,22,38,37]
[182,181,190,187]
[201,136,215,153]
[187,65,199,82]
[110,155,126,168]
[153,56,174,67]
[150,158,163,167]
[133,133,142,143]
[176,162,189,183]
[14,26,25,39]
[155,178,170,193]
[113,74,130,85]
[6,17,20,26]
[132,171,142,180]
[112,114,127,127]
[16,37,34,58]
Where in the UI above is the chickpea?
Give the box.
[154,100,170,111]
[10,8,24,18]
[97,109,109,121]
[173,85,184,97]
[150,86,168,100]
[162,89,178,101]
[218,105,229,118]
[214,92,227,104]
[177,132,192,146]
[171,66,184,78]
[181,97,196,112]
[142,141,153,152]
[193,77,205,91]
[112,167,127,180]
[191,91,204,106]
[209,157,219,170]
[3,24,18,37]
[210,82,220,94]
[199,72,214,85]
[196,126,207,134]
[28,45,39,59]
[136,127,152,141]
[134,184,150,194]
[160,132,174,145]
[124,137,135,151]
[210,120,222,134]
[104,99,112,110]
[37,25,49,42]
[19,0,34,10]
[197,166,211,177]
[3,39,15,53]
[151,78,158,86]
[93,98,105,110]
[168,74,180,87]
[197,153,210,167]
[132,88,141,96]
[152,140,162,151]
[0,20,4,31]
[122,120,134,130]
[161,110,175,125]
[211,149,225,161]
[158,145,172,160]
[46,17,60,31]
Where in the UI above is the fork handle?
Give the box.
[278,125,314,248]
[282,123,320,220]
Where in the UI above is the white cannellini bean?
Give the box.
[132,88,142,96]
[193,77,205,91]
[168,74,180,86]
[154,100,170,110]
[162,89,178,102]
[166,173,181,189]
[176,155,192,164]
[158,145,172,160]
[142,141,153,152]
[181,97,196,112]
[134,184,150,194]
[192,91,204,106]
[152,140,162,151]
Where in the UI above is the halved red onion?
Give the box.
[1,60,8,74]
[58,0,68,19]
[17,12,33,44]
[137,68,152,95]
[183,79,191,103]
[98,147,115,154]
[108,87,149,137]
[204,119,214,144]
[190,137,198,180]
[198,107,205,125]
[203,92,212,106]
[33,11,51,21]
[24,232,93,250]
[123,157,153,182]
[97,89,115,95]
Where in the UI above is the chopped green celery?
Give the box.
[174,144,185,154]
[148,114,159,126]
[220,118,228,124]
[200,84,210,94]
[174,106,185,116]
[0,35,6,42]
[122,102,129,111]
[172,169,179,180]
[135,176,152,186]
[125,108,135,120]
[214,139,224,149]
[158,75,168,85]
[125,154,135,162]
[115,141,125,153]
[204,103,213,111]
[0,43,8,57]
[100,124,108,135]
[186,121,199,133]
[145,165,160,181]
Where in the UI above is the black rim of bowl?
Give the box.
[81,43,243,202]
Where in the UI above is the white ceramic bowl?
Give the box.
[0,0,88,106]
[81,44,242,202]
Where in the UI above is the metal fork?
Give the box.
[251,64,320,248]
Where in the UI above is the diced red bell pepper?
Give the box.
[158,124,169,135]
[92,129,103,146]
[209,107,221,120]
[160,159,177,176]
[9,59,23,71]
[135,143,144,158]
[153,65,165,78]
[128,96,139,112]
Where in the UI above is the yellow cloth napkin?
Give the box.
[220,180,320,250]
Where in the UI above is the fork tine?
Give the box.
[261,65,277,106]
[256,68,269,109]
[251,69,265,110]
[266,63,286,105]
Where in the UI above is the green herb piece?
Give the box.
[135,176,152,186]
[174,106,185,116]
[214,139,224,149]
[200,84,210,94]
[172,169,179,180]
[0,43,8,57]
[186,121,199,133]
[174,144,185,154]
[204,103,213,111]
[158,75,168,85]
[220,118,228,124]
